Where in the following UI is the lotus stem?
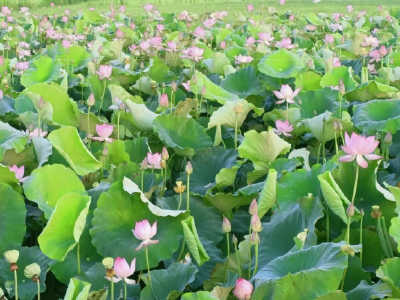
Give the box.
[37,111,41,137]
[252,243,259,277]
[346,164,359,243]
[141,170,144,191]
[286,102,289,121]
[177,237,186,263]
[345,216,351,244]
[123,281,127,300]
[234,113,238,150]
[117,110,121,140]
[326,208,330,242]
[111,280,114,300]
[234,242,241,277]
[14,269,18,300]
[225,233,230,282]
[98,80,107,117]
[340,267,347,291]
[334,131,339,154]
[77,241,81,274]
[178,193,183,210]
[186,174,190,211]
[87,106,91,146]
[145,247,152,286]
[37,277,40,300]
[339,94,342,119]
[248,226,252,279]
[360,213,363,263]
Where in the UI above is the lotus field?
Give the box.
[2,2,400,299]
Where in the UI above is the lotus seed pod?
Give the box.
[24,263,41,279]
[102,257,114,270]
[4,250,19,264]
[174,181,186,193]
[371,205,382,218]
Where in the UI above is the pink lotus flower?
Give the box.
[279,0,286,5]
[369,49,381,63]
[324,34,334,44]
[276,38,296,49]
[273,85,300,104]
[0,89,3,99]
[16,61,29,75]
[234,55,253,65]
[109,97,129,112]
[257,32,274,46]
[120,6,125,12]
[347,5,354,12]
[91,124,114,143]
[181,47,204,62]
[194,27,206,39]
[25,128,48,139]
[115,28,124,39]
[273,120,294,137]
[9,165,28,182]
[62,40,71,49]
[159,94,169,107]
[247,4,254,12]
[305,24,317,31]
[140,40,151,52]
[220,41,226,50]
[233,278,253,300]
[379,45,388,57]
[50,2,54,7]
[96,65,112,80]
[106,257,136,284]
[132,220,159,251]
[182,81,192,92]
[165,41,177,52]
[244,37,256,48]
[361,36,379,48]
[203,18,216,29]
[147,152,161,168]
[338,132,382,168]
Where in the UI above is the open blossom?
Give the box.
[347,5,354,12]
[369,49,381,63]
[106,257,136,284]
[194,26,206,39]
[25,128,48,139]
[181,47,204,62]
[244,36,256,48]
[96,65,112,80]
[233,278,253,300]
[273,84,300,104]
[16,61,29,75]
[165,41,177,52]
[91,124,114,143]
[144,4,154,11]
[273,120,294,137]
[324,34,334,44]
[203,18,216,29]
[234,55,253,65]
[257,32,274,46]
[147,152,162,168]
[333,57,341,67]
[182,80,192,92]
[279,0,286,5]
[247,4,254,12]
[276,38,296,49]
[133,220,159,251]
[9,165,28,182]
[361,36,379,48]
[338,132,382,168]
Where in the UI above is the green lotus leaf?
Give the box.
[204,192,255,213]
[153,115,213,158]
[389,186,400,253]
[306,13,326,25]
[215,166,239,187]
[0,121,27,161]
[23,83,78,126]
[177,147,238,196]
[346,281,392,300]
[144,58,177,83]
[0,246,51,300]
[174,98,198,118]
[48,126,101,176]
[132,76,153,95]
[315,291,346,300]
[21,92,53,122]
[263,108,302,126]
[31,137,52,167]
[345,81,398,102]
[377,257,400,297]
[203,52,232,75]
[294,71,322,91]
[124,137,149,164]
[253,242,348,300]
[108,84,144,105]
[0,165,21,193]
[0,94,15,116]
[295,87,340,118]
[0,183,26,254]
[90,180,189,270]
[320,66,358,92]
[257,169,277,219]
[64,278,91,300]
[190,71,239,104]
[87,75,116,112]
[56,45,92,72]
[23,164,87,218]
[181,292,218,300]
[103,140,130,170]
[142,262,198,300]
[208,99,263,129]
[21,56,62,87]
[258,48,305,78]
[220,66,265,98]
[125,99,158,132]
[353,99,400,135]
[182,216,210,266]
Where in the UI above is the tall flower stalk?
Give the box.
[186,162,193,210]
[4,250,19,300]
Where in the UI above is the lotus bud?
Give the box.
[220,40,226,50]
[174,181,186,193]
[140,157,148,170]
[222,217,231,233]
[346,203,355,217]
[160,159,167,168]
[140,62,145,69]
[118,102,126,111]
[307,59,313,68]
[201,85,206,97]
[151,80,157,90]
[102,146,109,156]
[116,28,124,39]
[130,22,136,30]
[250,231,260,245]
[102,257,114,270]
[371,205,382,218]
[24,263,41,281]
[360,209,364,217]
[87,93,95,106]
[98,45,103,54]
[233,278,253,300]
[333,120,339,131]
[384,132,392,145]
[232,234,238,245]
[159,93,169,107]
[249,199,258,216]
[77,74,84,82]
[162,82,165,89]
[186,161,193,175]
[171,81,177,92]
[192,75,197,85]
[251,214,262,232]
[28,123,34,132]
[337,120,343,131]
[339,78,345,95]
[0,56,3,65]
[162,147,169,160]
[4,250,19,271]
[37,97,44,110]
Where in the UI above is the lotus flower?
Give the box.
[257,32,274,46]
[273,120,294,137]
[247,4,254,12]
[361,36,379,48]
[91,124,114,143]
[147,152,161,168]
[96,65,112,80]
[234,55,253,65]
[144,4,154,11]
[233,278,253,300]
[279,0,286,5]
[347,5,354,12]
[182,81,192,92]
[203,18,216,29]
[25,128,48,139]
[166,41,177,52]
[276,38,296,49]
[9,165,28,182]
[109,97,129,111]
[132,220,159,251]
[273,84,300,104]
[62,39,71,49]
[338,132,382,168]
[181,47,204,62]
[323,34,334,44]
[159,94,169,107]
[106,257,136,284]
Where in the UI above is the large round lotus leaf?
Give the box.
[203,52,232,75]
[0,246,51,300]
[376,257,400,296]
[0,121,27,161]
[31,137,52,167]
[0,165,21,193]
[353,99,400,135]
[0,94,15,116]
[56,45,92,72]
[153,115,213,158]
[125,137,149,164]
[23,164,86,218]
[144,58,177,83]
[253,242,348,300]
[21,56,63,87]
[125,99,158,132]
[258,48,305,78]
[48,126,102,176]
[294,71,322,91]
[315,291,346,300]
[320,66,357,92]
[203,192,255,214]
[0,183,26,254]
[295,88,340,118]
[38,192,91,261]
[345,81,398,102]
[220,66,265,99]
[181,292,219,299]
[23,83,78,126]
[90,180,189,270]
[346,281,392,300]
[64,279,91,300]
[177,147,238,196]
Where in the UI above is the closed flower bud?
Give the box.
[102,146,109,156]
[37,97,44,110]
[162,147,169,160]
[339,78,345,95]
[192,75,197,85]
[159,93,169,107]
[186,161,193,175]
[333,120,339,131]
[384,132,392,145]
[140,62,145,69]
[87,93,95,106]
[102,257,114,270]
[162,82,166,88]
[171,81,177,92]
[232,234,238,245]
[249,199,258,216]
[160,159,167,168]
[140,157,148,170]
[250,231,260,245]
[251,214,262,232]
[233,278,253,300]
[346,203,355,217]
[116,28,124,39]
[222,217,231,233]
[360,209,364,217]
[151,80,158,90]
[201,85,207,97]
[24,263,41,280]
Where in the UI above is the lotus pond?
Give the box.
[1,3,400,300]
